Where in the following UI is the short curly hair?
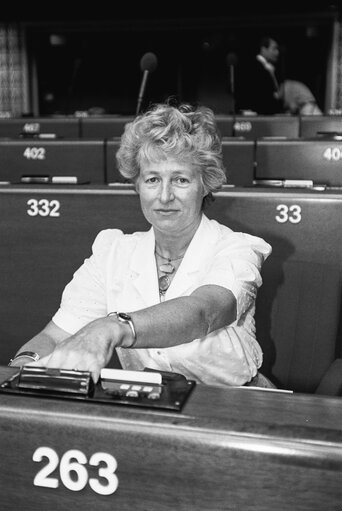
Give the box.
[116,102,227,203]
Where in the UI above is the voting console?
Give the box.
[0,364,342,510]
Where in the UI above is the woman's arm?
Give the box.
[30,284,236,382]
[130,284,236,348]
[9,321,72,366]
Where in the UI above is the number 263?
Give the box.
[33,446,119,495]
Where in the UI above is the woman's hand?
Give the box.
[30,317,122,383]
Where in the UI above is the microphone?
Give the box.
[226,52,238,115]
[136,52,158,115]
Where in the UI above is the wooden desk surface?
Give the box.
[0,366,342,510]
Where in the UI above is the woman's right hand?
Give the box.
[29,316,126,382]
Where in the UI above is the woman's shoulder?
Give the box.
[91,228,148,251]
[206,216,272,256]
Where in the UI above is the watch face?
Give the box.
[118,312,131,321]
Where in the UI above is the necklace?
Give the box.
[155,249,185,295]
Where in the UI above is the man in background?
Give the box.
[236,36,284,115]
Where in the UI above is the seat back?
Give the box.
[256,257,342,393]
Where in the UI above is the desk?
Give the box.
[255,138,342,186]
[208,187,342,266]
[80,116,135,138]
[0,185,148,362]
[0,139,106,185]
[0,365,341,510]
[208,188,342,391]
[233,115,299,139]
[300,115,342,137]
[0,117,80,138]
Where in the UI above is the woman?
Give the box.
[9,102,272,387]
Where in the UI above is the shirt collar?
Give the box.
[256,54,275,73]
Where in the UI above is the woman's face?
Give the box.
[136,157,206,238]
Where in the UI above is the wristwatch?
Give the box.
[8,351,40,366]
[107,311,136,347]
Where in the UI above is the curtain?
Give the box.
[0,23,29,116]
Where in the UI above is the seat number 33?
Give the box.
[275,204,302,224]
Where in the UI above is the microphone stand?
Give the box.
[229,63,236,116]
[136,70,149,116]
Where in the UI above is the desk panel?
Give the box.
[0,186,148,362]
[208,188,342,265]
[0,365,342,510]
[105,139,256,186]
[0,140,106,184]
[105,139,126,183]
[233,115,299,139]
[80,116,135,139]
[208,189,342,391]
[222,138,255,186]
[214,114,234,137]
[255,138,342,186]
[81,115,234,139]
[300,115,342,137]
[0,117,80,138]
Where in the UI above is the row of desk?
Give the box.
[1,137,342,187]
[0,363,342,510]
[1,184,342,394]
[0,114,341,139]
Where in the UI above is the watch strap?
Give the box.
[9,351,40,366]
[107,312,136,348]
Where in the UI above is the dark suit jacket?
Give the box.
[236,57,283,115]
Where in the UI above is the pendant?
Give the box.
[159,263,175,274]
[159,275,171,294]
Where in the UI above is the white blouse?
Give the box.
[53,214,272,386]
